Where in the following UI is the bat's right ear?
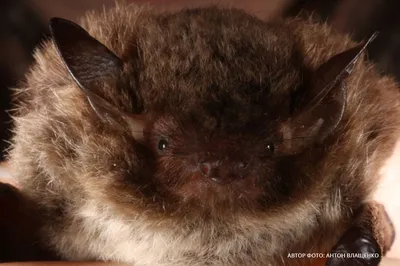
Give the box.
[49,17,125,125]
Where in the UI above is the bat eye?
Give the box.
[158,139,168,151]
[266,143,275,154]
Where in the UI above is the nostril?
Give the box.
[199,162,211,176]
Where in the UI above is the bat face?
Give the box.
[136,113,295,215]
[46,7,375,220]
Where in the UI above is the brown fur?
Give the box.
[7,2,400,266]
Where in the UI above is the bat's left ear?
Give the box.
[279,33,378,155]
[49,17,123,95]
[49,18,147,140]
[49,17,124,121]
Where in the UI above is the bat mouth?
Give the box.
[170,173,264,210]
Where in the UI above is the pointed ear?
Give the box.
[49,17,124,124]
[279,32,378,155]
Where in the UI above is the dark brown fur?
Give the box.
[7,2,400,266]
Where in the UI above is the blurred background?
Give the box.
[1,0,400,161]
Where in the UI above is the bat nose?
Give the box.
[199,160,248,183]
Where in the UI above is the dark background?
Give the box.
[1,0,400,161]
